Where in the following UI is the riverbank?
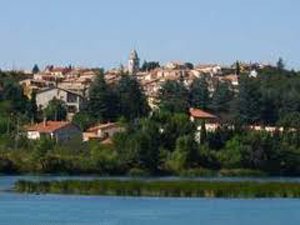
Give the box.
[14,179,300,198]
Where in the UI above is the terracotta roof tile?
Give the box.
[26,121,71,133]
[87,122,119,132]
[189,108,218,119]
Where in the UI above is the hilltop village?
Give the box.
[0,51,299,176]
[20,50,263,119]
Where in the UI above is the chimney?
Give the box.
[43,117,47,127]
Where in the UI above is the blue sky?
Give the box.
[1,0,299,70]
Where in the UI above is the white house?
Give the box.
[83,122,125,142]
[190,108,220,132]
[36,87,84,119]
[26,121,82,143]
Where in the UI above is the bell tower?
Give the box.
[128,49,140,75]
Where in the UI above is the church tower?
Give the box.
[128,49,140,75]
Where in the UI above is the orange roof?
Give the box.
[223,74,238,82]
[26,121,71,133]
[87,122,119,132]
[189,108,218,119]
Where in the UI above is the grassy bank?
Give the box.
[14,179,300,198]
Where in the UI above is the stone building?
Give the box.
[128,49,140,75]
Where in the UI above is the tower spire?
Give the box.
[128,49,140,75]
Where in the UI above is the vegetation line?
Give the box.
[15,179,300,198]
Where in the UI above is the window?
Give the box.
[67,93,77,103]
[67,105,78,113]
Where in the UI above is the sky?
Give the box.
[0,0,299,70]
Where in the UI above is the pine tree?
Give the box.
[28,92,38,122]
[87,72,115,122]
[238,76,262,124]
[236,61,241,76]
[211,81,234,113]
[189,77,210,110]
[159,80,189,113]
[115,75,149,121]
[276,57,285,71]
[32,64,40,74]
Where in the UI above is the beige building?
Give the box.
[83,122,125,142]
[36,87,84,119]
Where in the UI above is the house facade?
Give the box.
[26,121,82,143]
[83,122,125,142]
[36,87,84,119]
[189,108,220,132]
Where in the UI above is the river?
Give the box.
[1,176,300,225]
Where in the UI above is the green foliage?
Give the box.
[159,80,189,113]
[16,179,300,198]
[157,112,195,151]
[115,75,149,121]
[0,157,16,174]
[44,98,67,121]
[166,135,199,173]
[276,57,285,71]
[211,81,234,113]
[32,137,55,161]
[0,67,300,177]
[32,64,40,74]
[184,62,194,70]
[189,77,210,109]
[72,112,96,131]
[89,142,120,174]
[238,76,262,124]
[217,136,242,169]
[235,61,241,75]
[278,112,300,129]
[87,72,117,122]
[141,61,160,72]
[236,66,300,125]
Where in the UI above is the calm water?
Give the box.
[1,176,300,225]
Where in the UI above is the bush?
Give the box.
[0,157,16,173]
[219,169,266,177]
[128,168,150,177]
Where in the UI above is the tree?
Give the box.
[90,143,119,174]
[28,92,38,122]
[159,80,189,113]
[44,98,67,121]
[131,122,160,173]
[72,112,95,131]
[115,75,149,121]
[236,61,241,76]
[276,57,285,71]
[87,72,116,122]
[217,135,242,169]
[211,81,234,113]
[260,90,278,125]
[141,61,160,72]
[278,112,300,129]
[184,62,194,70]
[158,113,195,151]
[238,76,262,124]
[32,64,40,74]
[166,135,199,173]
[2,81,29,115]
[189,77,210,110]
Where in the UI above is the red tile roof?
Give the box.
[26,121,71,133]
[189,108,218,120]
[87,122,119,133]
